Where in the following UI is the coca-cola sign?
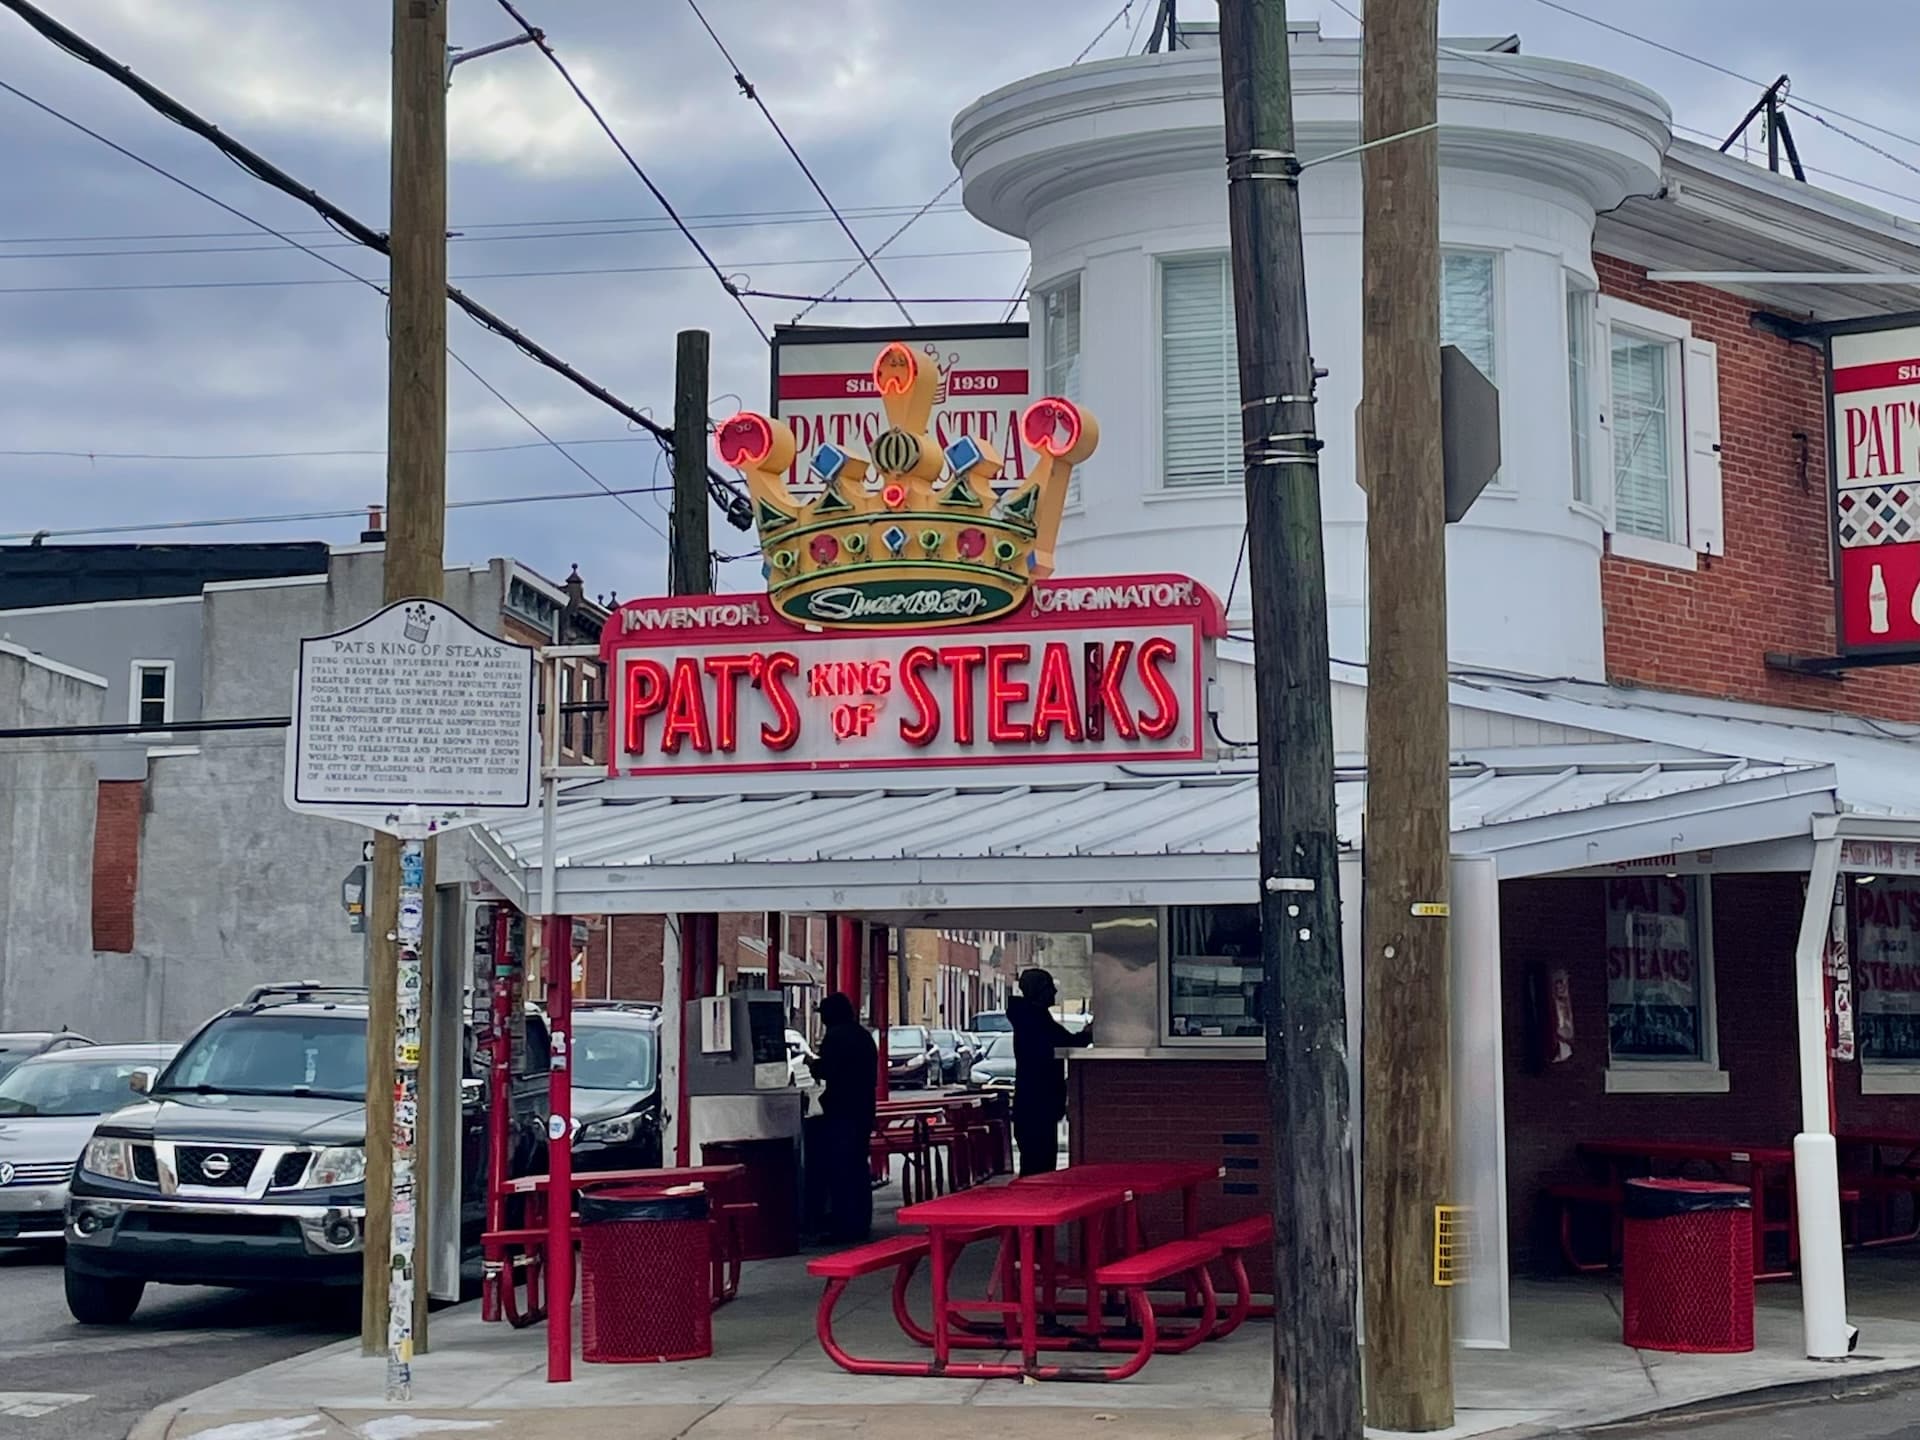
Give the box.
[1830,321,1920,654]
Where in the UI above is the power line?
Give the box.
[739,286,1028,307]
[1785,104,1920,184]
[489,0,771,344]
[0,437,650,463]
[791,178,962,323]
[0,0,751,524]
[1,485,674,544]
[0,202,971,249]
[0,75,665,544]
[683,0,914,326]
[0,245,1024,296]
[1074,2,1136,64]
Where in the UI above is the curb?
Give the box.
[124,1400,181,1440]
[1566,1361,1920,1435]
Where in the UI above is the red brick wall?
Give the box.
[1594,255,1920,721]
[1500,872,1920,1271]
[1068,1059,1273,1288]
[91,780,142,953]
[606,914,665,1001]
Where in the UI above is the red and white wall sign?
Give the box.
[600,575,1224,777]
[1831,324,1920,652]
[772,323,1029,494]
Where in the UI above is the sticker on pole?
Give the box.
[283,598,537,834]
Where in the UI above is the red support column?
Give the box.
[481,905,512,1323]
[869,923,891,1101]
[543,912,574,1383]
[675,914,696,1166]
[835,916,860,999]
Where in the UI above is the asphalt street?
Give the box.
[1577,1379,1920,1440]
[0,1242,353,1440]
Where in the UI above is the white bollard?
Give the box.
[1793,1132,1857,1360]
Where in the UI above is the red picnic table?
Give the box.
[485,1163,750,1325]
[1835,1131,1920,1247]
[1578,1139,1794,1280]
[1017,1159,1223,1244]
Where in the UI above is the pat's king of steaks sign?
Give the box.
[600,340,1224,778]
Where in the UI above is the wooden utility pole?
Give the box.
[670,329,713,597]
[365,0,448,1368]
[1360,0,1454,1428]
[1217,5,1362,1437]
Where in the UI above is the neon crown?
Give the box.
[714,341,1098,629]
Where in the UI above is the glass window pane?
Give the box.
[1854,882,1920,1061]
[1160,256,1236,489]
[1611,334,1674,540]
[1567,287,1592,504]
[139,668,168,701]
[1167,904,1262,1039]
[1042,278,1084,502]
[1441,253,1495,379]
[1605,877,1704,1061]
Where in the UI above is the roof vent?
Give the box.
[360,505,386,544]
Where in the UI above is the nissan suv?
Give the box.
[63,984,548,1324]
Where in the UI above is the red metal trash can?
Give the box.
[579,1185,712,1364]
[1621,1178,1754,1354]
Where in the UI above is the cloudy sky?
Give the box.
[3,0,1916,603]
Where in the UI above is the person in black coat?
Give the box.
[1006,967,1092,1176]
[808,992,877,1241]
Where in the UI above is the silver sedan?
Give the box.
[0,1043,176,1243]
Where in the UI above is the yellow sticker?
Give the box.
[1411,902,1450,917]
[398,1043,421,1066]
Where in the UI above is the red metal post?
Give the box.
[835,916,859,999]
[869,923,891,1100]
[482,905,512,1323]
[543,912,574,1383]
[675,914,695,1166]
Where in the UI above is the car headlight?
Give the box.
[580,1113,640,1145]
[82,1136,137,1181]
[903,1053,925,1069]
[307,1146,367,1188]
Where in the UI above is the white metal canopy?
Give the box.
[472,752,1839,916]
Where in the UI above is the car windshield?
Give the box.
[573,1022,657,1092]
[0,1054,158,1117]
[979,1036,1010,1059]
[973,1013,1011,1033]
[931,1030,959,1049]
[888,1027,927,1050]
[157,1013,366,1100]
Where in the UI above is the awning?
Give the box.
[473,752,1838,917]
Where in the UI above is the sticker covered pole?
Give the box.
[385,831,428,1400]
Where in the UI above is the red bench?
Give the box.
[1201,1213,1273,1339]
[1085,1237,1223,1379]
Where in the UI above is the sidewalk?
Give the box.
[134,1250,1920,1440]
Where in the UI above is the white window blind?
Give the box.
[1041,278,1084,502]
[1611,333,1675,541]
[1160,255,1237,489]
[1441,252,1496,379]
[1567,285,1594,505]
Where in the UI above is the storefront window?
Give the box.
[1167,905,1262,1039]
[1854,881,1920,1062]
[1604,877,1708,1062]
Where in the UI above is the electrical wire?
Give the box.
[1073,2,1135,64]
[1,485,673,544]
[0,437,649,463]
[790,178,962,323]
[0,245,1025,296]
[490,0,771,344]
[0,76,668,543]
[739,286,1033,307]
[683,0,913,326]
[1003,263,1033,323]
[1785,104,1920,184]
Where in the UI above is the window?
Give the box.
[1595,297,1724,566]
[1040,276,1085,503]
[1603,876,1725,1091]
[130,661,173,728]
[1167,904,1262,1040]
[1852,880,1920,1066]
[1441,252,1496,381]
[1567,283,1595,506]
[1159,255,1237,489]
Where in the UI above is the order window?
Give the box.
[1166,904,1262,1040]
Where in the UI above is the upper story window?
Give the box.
[1159,255,1237,489]
[1441,252,1497,381]
[130,660,174,729]
[1584,296,1724,568]
[1039,276,1085,503]
[1566,282,1596,507]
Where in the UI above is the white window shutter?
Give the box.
[1684,336,1724,556]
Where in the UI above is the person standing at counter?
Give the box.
[809,992,877,1241]
[1007,967,1092,1176]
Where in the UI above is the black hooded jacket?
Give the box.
[1006,995,1090,1122]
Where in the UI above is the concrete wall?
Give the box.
[0,595,205,780]
[0,644,106,1032]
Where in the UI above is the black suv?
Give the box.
[569,1003,663,1172]
[63,984,550,1324]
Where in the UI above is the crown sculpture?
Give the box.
[715,341,1098,629]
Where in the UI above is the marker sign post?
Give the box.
[283,599,535,1401]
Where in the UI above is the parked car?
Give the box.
[0,1030,93,1083]
[63,982,548,1325]
[971,1011,1011,1036]
[0,1044,175,1244]
[928,1029,977,1085]
[569,1007,661,1172]
[967,1035,1015,1091]
[885,1026,940,1089]
[785,1028,817,1087]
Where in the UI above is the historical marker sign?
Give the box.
[286,598,536,823]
